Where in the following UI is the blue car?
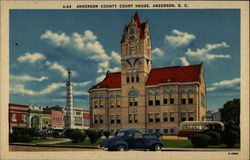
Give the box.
[99,129,163,151]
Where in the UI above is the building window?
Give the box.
[110,115,115,124]
[116,99,121,108]
[116,115,121,124]
[136,73,139,82]
[188,112,194,121]
[163,93,168,104]
[22,115,27,122]
[12,114,17,122]
[99,115,103,124]
[134,114,138,123]
[164,129,168,134]
[110,100,115,108]
[129,98,133,106]
[131,74,134,82]
[155,113,160,122]
[170,128,175,134]
[170,91,174,104]
[155,93,160,105]
[181,113,186,122]
[126,74,130,83]
[148,114,153,122]
[155,129,160,134]
[170,113,175,122]
[94,100,98,108]
[163,113,168,122]
[181,91,187,104]
[188,90,194,104]
[148,95,153,106]
[128,89,138,106]
[100,99,104,108]
[94,115,98,124]
[129,114,133,123]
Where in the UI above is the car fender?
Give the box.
[146,141,163,148]
[108,140,128,149]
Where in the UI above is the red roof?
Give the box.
[90,65,202,90]
[90,72,121,89]
[9,103,29,108]
[146,65,201,85]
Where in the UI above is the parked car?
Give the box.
[99,129,163,151]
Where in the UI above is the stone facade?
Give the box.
[89,13,206,135]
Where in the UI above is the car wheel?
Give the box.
[154,144,162,151]
[117,145,126,151]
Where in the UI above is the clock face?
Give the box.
[128,34,138,48]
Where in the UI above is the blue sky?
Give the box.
[10,9,240,111]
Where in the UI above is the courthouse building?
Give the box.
[88,13,207,135]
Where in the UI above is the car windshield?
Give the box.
[116,131,126,137]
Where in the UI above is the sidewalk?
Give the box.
[37,138,71,145]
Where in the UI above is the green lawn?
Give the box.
[56,138,106,146]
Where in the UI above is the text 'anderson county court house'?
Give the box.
[88,12,206,135]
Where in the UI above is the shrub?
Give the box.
[64,129,74,138]
[85,129,102,144]
[11,128,33,143]
[103,131,111,139]
[222,129,239,148]
[191,134,211,148]
[203,131,222,145]
[68,129,86,143]
[52,132,60,138]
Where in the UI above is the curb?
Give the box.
[10,144,240,151]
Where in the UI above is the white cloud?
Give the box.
[10,74,49,82]
[179,57,190,66]
[74,91,89,96]
[10,83,64,95]
[111,51,121,63]
[185,42,231,61]
[96,74,106,83]
[73,81,92,87]
[207,78,240,92]
[17,52,45,63]
[40,30,70,47]
[97,61,110,73]
[109,67,121,72]
[165,29,195,48]
[45,61,77,78]
[152,48,164,56]
[41,30,111,61]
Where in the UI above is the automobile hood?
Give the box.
[144,135,159,141]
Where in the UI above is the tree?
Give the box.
[219,98,240,126]
[103,131,111,139]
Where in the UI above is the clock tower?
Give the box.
[120,12,152,131]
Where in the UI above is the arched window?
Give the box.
[148,91,154,106]
[181,90,187,104]
[188,89,195,104]
[169,90,174,104]
[136,72,139,82]
[116,94,121,108]
[155,92,160,105]
[126,73,130,83]
[93,95,99,99]
[99,95,104,108]
[131,73,134,83]
[128,89,138,106]
[163,90,168,104]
